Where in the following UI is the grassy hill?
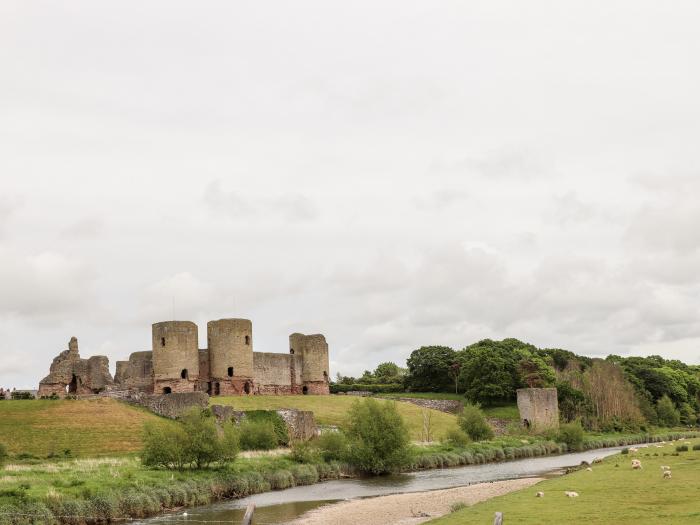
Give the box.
[0,398,175,457]
[429,438,700,525]
[212,394,458,440]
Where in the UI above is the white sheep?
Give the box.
[536,491,544,498]
[565,491,579,498]
[660,465,671,471]
[663,470,672,479]
[586,467,592,472]
[630,447,639,453]
[632,459,642,470]
[592,457,603,464]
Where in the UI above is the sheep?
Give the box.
[630,447,639,453]
[586,467,593,472]
[660,465,671,471]
[536,491,544,498]
[565,491,580,498]
[631,459,643,470]
[663,470,672,479]
[592,457,603,464]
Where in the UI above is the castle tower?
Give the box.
[207,318,254,395]
[289,333,330,395]
[152,321,199,394]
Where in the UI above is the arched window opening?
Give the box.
[245,335,250,345]
[523,419,531,429]
[227,366,234,377]
[68,374,79,394]
[244,381,251,394]
[161,337,166,347]
[163,387,172,394]
[290,348,295,355]
[302,386,309,395]
[214,382,221,395]
[180,369,188,379]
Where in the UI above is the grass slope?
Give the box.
[213,395,458,440]
[0,399,175,457]
[429,438,700,525]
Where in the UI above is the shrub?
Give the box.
[676,445,689,452]
[239,420,278,451]
[243,411,289,446]
[0,443,7,469]
[451,502,468,513]
[291,464,319,485]
[315,432,348,462]
[181,409,225,468]
[558,420,585,452]
[444,428,471,447]
[656,395,681,427]
[693,444,700,451]
[220,421,240,463]
[290,440,320,463]
[345,398,411,474]
[141,421,190,470]
[458,403,494,441]
[621,447,629,454]
[330,383,404,394]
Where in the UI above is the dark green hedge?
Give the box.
[330,383,404,394]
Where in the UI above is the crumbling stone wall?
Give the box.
[114,351,153,392]
[127,391,209,419]
[210,404,317,441]
[517,387,559,430]
[253,352,303,395]
[38,338,113,398]
[395,397,464,414]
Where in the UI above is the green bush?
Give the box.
[141,421,190,470]
[676,445,689,452]
[239,420,278,451]
[345,398,411,474]
[181,409,225,468]
[444,428,471,447]
[290,440,320,463]
[0,443,7,469]
[243,411,289,446]
[315,432,348,462]
[558,420,585,452]
[693,444,700,451]
[656,395,681,427]
[458,403,494,441]
[621,447,629,454]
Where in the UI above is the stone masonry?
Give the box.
[39,318,330,399]
[516,387,559,431]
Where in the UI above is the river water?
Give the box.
[137,445,630,525]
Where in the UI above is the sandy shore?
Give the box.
[288,477,542,525]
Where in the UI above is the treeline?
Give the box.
[334,338,700,432]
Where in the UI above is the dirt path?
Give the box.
[288,477,542,525]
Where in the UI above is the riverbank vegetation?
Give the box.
[429,437,700,525]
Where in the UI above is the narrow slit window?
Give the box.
[181,369,188,379]
[161,337,166,347]
[245,335,250,345]
[227,366,234,377]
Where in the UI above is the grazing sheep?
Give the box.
[592,457,603,464]
[660,465,671,471]
[663,470,672,479]
[586,467,592,472]
[630,447,639,453]
[565,491,580,498]
[536,491,544,498]
[632,459,642,470]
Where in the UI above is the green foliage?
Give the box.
[180,409,225,469]
[141,421,190,470]
[679,403,697,426]
[693,444,700,451]
[9,392,33,400]
[373,362,405,383]
[314,431,348,462]
[656,395,681,427]
[239,420,278,451]
[243,411,289,446]
[458,403,494,441]
[557,420,585,451]
[405,346,457,392]
[450,501,468,512]
[444,427,471,447]
[289,440,320,463]
[345,398,411,474]
[676,444,688,452]
[621,447,629,454]
[556,381,589,423]
[220,421,240,463]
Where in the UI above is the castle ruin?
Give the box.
[516,387,559,431]
[38,318,330,398]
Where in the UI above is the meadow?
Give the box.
[212,395,459,440]
[429,438,700,525]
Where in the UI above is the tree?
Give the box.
[448,362,461,394]
[656,395,681,427]
[405,346,456,392]
[181,408,225,469]
[141,421,190,470]
[373,362,404,383]
[345,398,410,474]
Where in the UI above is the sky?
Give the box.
[1,1,700,389]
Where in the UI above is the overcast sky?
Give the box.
[2,1,700,389]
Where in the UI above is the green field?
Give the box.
[429,439,700,525]
[213,395,459,440]
[377,392,465,401]
[0,399,175,457]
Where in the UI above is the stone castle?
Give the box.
[38,318,330,398]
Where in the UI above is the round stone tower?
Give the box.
[289,333,330,395]
[152,321,199,394]
[207,318,254,395]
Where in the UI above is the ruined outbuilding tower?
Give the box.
[38,337,113,397]
[516,387,559,431]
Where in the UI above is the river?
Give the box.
[136,445,630,525]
